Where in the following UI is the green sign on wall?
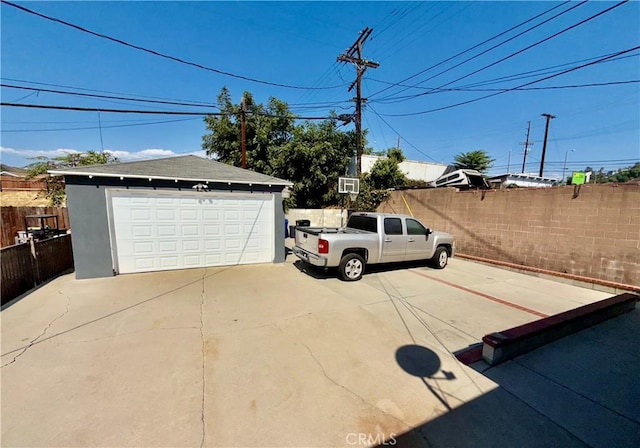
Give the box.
[572,172,586,185]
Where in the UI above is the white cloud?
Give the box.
[106,148,178,161]
[0,146,205,163]
[0,146,80,158]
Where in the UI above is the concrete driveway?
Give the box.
[1,256,612,447]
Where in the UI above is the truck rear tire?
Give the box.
[339,254,365,281]
[431,247,449,269]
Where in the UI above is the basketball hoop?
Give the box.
[349,192,358,202]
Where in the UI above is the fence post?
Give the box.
[28,236,40,286]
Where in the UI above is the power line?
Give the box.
[369,0,574,99]
[377,0,627,104]
[1,117,200,132]
[1,77,219,106]
[1,83,219,108]
[0,102,335,120]
[379,44,640,117]
[1,80,353,112]
[367,104,439,163]
[2,0,346,91]
[369,80,639,102]
[367,51,639,100]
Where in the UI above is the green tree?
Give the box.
[608,162,640,182]
[202,88,296,175]
[453,150,495,173]
[367,148,406,190]
[201,88,356,208]
[26,151,119,206]
[352,148,407,211]
[273,119,355,208]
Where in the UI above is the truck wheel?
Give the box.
[339,254,365,281]
[431,247,449,269]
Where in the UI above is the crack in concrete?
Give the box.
[302,343,412,432]
[2,291,71,369]
[199,268,207,448]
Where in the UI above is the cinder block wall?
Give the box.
[286,209,343,228]
[379,184,640,286]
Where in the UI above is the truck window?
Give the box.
[347,215,377,233]
[406,218,426,235]
[384,218,403,235]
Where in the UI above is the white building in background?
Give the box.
[355,155,448,183]
[487,173,558,188]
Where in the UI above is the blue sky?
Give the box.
[1,1,639,179]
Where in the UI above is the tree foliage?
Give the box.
[580,163,640,184]
[26,151,119,206]
[453,150,495,173]
[202,88,356,208]
[352,148,408,211]
[367,148,406,190]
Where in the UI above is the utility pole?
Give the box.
[397,135,401,150]
[241,96,247,169]
[507,150,512,173]
[520,121,534,173]
[539,113,556,177]
[338,27,379,176]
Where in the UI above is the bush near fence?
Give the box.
[1,235,74,305]
[1,206,70,248]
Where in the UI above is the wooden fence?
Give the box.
[1,206,70,248]
[1,235,74,305]
[0,176,45,191]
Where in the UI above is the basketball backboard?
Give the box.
[338,177,360,194]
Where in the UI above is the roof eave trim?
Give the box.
[47,170,293,187]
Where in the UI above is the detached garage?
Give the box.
[49,155,292,279]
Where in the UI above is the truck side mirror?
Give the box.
[426,228,433,235]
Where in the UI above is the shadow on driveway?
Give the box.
[292,259,441,281]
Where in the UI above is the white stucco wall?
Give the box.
[360,155,448,183]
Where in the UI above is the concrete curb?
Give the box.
[481,293,639,366]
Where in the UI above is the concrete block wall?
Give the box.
[286,209,343,228]
[379,184,640,286]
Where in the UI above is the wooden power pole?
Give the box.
[338,27,379,176]
[520,121,534,173]
[241,96,247,169]
[539,113,556,177]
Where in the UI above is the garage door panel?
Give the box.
[110,191,274,274]
[132,226,153,238]
[156,209,176,221]
[204,225,221,236]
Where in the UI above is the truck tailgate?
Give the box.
[295,227,320,254]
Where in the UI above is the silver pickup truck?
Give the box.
[292,212,455,281]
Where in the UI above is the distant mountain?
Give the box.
[0,164,28,176]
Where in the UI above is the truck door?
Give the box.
[405,218,436,261]
[381,217,406,262]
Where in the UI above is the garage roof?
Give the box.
[48,155,293,186]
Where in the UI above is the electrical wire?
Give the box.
[2,0,347,91]
[377,0,627,104]
[378,44,640,117]
[0,102,336,120]
[367,104,439,163]
[1,117,200,132]
[369,80,639,103]
[1,84,219,108]
[369,0,574,99]
[1,77,221,106]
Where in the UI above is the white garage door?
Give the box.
[107,190,274,274]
